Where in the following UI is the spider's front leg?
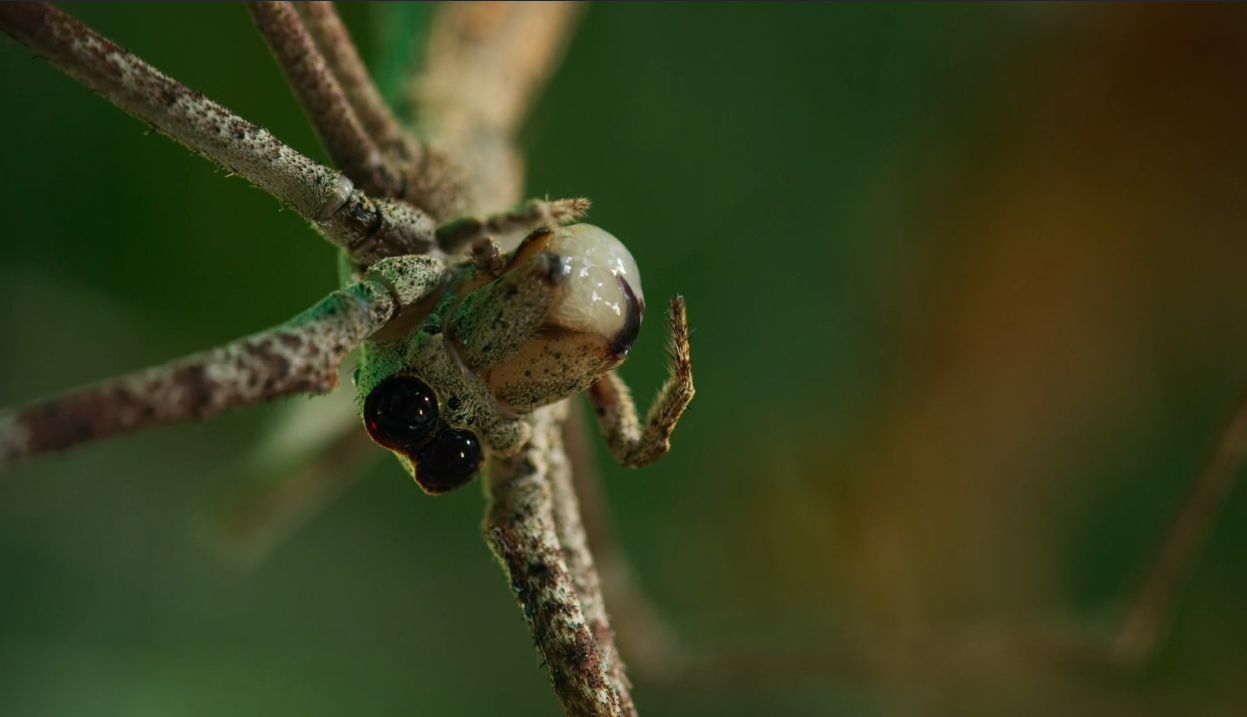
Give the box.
[0,255,447,471]
[587,296,694,468]
[435,196,591,254]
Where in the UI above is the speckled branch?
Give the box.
[0,1,434,264]
[0,280,396,472]
[484,404,633,717]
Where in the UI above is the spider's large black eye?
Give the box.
[414,428,483,493]
[364,375,439,447]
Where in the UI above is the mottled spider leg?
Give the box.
[0,255,444,471]
[564,399,688,682]
[293,1,414,162]
[436,197,591,254]
[550,405,639,710]
[246,2,400,200]
[484,404,636,717]
[295,1,466,221]
[588,296,694,468]
[0,283,388,471]
[0,2,435,264]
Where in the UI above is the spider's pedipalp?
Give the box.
[587,295,694,468]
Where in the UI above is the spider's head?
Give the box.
[356,223,644,494]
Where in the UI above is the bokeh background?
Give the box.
[4,3,1247,715]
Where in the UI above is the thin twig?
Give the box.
[484,404,632,717]
[0,279,395,471]
[246,1,399,199]
[1113,380,1247,664]
[0,2,433,264]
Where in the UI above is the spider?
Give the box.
[0,3,691,715]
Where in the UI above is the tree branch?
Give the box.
[0,279,395,471]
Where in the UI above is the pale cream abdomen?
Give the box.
[546,224,644,337]
[448,224,646,415]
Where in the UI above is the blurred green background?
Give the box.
[4,3,1247,715]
